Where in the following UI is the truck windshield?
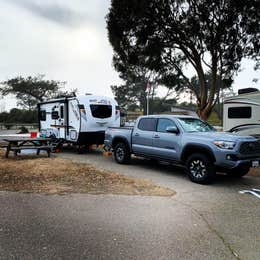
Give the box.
[90,105,112,119]
[177,118,215,132]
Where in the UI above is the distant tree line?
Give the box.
[0,108,37,127]
[0,75,76,110]
[0,75,77,125]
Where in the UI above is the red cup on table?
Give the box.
[30,132,37,138]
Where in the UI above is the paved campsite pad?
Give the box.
[0,148,260,259]
[0,150,175,196]
[55,150,260,259]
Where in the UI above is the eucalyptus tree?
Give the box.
[107,0,259,119]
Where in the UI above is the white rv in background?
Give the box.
[38,95,120,145]
[223,89,260,138]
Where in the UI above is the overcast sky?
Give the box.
[0,0,259,111]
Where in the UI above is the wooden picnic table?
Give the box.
[2,137,53,158]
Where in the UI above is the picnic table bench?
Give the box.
[1,137,54,158]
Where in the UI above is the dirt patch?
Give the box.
[249,168,260,177]
[0,150,175,196]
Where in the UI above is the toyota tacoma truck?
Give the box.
[104,115,260,184]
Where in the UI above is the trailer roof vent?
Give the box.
[238,88,259,95]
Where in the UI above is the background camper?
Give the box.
[223,88,260,138]
[38,95,120,146]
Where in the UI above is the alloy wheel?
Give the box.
[116,147,125,161]
[189,159,207,178]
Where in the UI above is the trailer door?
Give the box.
[59,104,66,139]
[67,99,80,142]
[49,103,66,139]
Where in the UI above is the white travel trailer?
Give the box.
[223,89,260,137]
[38,95,120,145]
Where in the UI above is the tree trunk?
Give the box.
[139,92,147,115]
[197,105,213,121]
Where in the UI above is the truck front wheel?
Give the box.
[114,142,131,164]
[185,153,216,184]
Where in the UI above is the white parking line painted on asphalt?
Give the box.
[239,189,260,199]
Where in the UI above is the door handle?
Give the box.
[134,133,140,137]
[153,135,160,139]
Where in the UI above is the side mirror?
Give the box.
[166,126,179,134]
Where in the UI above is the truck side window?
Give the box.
[228,107,251,119]
[39,110,46,121]
[138,118,157,131]
[157,119,177,133]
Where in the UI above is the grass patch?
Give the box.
[0,150,175,196]
[207,111,222,126]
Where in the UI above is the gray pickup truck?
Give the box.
[104,115,260,184]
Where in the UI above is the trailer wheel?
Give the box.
[114,142,131,164]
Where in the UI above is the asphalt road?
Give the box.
[0,149,260,259]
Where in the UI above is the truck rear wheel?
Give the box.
[185,153,216,184]
[114,142,131,164]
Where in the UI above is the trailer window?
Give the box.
[51,111,59,120]
[39,110,46,121]
[78,104,86,114]
[228,107,252,119]
[90,105,112,119]
[60,106,64,119]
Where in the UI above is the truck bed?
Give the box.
[105,126,133,149]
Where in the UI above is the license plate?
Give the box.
[252,161,259,168]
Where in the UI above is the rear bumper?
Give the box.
[77,131,105,145]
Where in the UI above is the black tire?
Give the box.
[185,153,216,184]
[114,142,131,164]
[226,166,250,178]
